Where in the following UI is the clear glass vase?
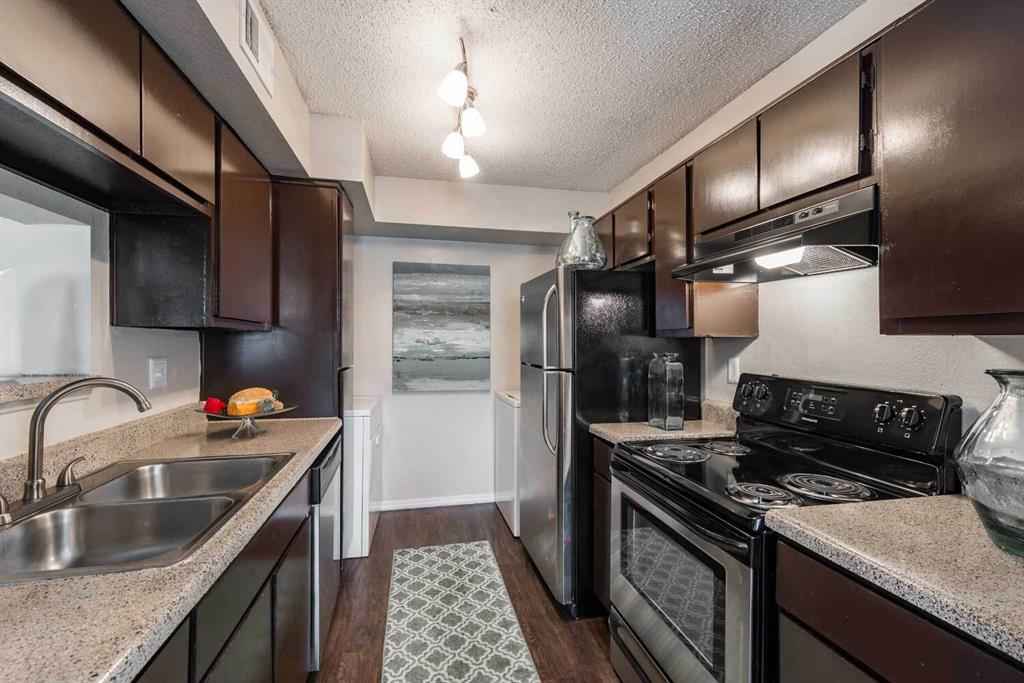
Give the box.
[955,369,1024,557]
[664,353,685,431]
[648,353,666,429]
[556,212,606,270]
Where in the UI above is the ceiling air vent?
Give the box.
[239,0,276,95]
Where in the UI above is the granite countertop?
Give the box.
[0,414,341,682]
[589,420,735,444]
[767,495,1024,665]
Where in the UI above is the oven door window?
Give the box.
[621,497,727,680]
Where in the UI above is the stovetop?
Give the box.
[613,429,955,534]
[612,373,963,533]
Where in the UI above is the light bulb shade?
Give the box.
[459,154,480,178]
[438,67,468,107]
[441,131,465,159]
[754,246,806,269]
[460,106,486,137]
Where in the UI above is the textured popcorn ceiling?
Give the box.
[261,0,864,191]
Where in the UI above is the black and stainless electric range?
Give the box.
[608,373,963,683]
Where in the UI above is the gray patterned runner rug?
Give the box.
[382,541,541,683]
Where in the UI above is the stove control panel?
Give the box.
[733,373,962,455]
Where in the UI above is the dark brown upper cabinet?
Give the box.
[613,192,651,266]
[340,192,355,369]
[141,37,216,202]
[0,0,141,153]
[594,215,614,269]
[876,0,1024,334]
[759,53,864,208]
[692,119,758,234]
[217,125,272,325]
[651,166,691,334]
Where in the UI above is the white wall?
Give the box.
[0,173,200,460]
[352,235,555,508]
[704,268,1024,426]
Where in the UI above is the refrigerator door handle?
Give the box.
[541,371,558,456]
[541,284,556,368]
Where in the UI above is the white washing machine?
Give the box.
[494,390,521,536]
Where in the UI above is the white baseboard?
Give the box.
[374,492,496,512]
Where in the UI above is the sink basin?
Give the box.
[0,497,233,581]
[0,452,294,583]
[78,454,289,504]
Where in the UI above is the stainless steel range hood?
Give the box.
[673,185,878,283]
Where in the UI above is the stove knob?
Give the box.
[901,407,924,429]
[753,385,769,400]
[872,403,895,424]
[740,384,753,398]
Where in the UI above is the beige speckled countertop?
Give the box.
[767,495,1024,664]
[0,410,341,682]
[589,399,736,444]
[589,420,735,444]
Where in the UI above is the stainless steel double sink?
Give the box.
[0,453,293,583]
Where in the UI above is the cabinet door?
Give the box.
[217,124,272,324]
[204,584,273,683]
[613,193,651,266]
[592,473,611,610]
[759,53,864,208]
[877,0,1024,327]
[691,120,758,234]
[142,38,216,201]
[136,618,190,683]
[0,0,141,152]
[339,192,354,368]
[594,215,614,269]
[651,166,691,334]
[275,519,311,683]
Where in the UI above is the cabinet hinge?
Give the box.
[860,65,875,91]
[859,131,875,153]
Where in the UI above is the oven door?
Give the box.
[611,471,753,683]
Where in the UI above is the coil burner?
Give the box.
[703,441,752,457]
[642,443,712,464]
[778,473,873,503]
[725,482,800,510]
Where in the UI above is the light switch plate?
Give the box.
[148,357,168,390]
[727,356,741,384]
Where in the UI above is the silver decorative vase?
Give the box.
[955,369,1024,557]
[556,212,606,270]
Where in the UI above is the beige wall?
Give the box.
[0,172,199,461]
[352,235,555,508]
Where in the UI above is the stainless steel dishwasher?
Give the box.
[310,433,342,670]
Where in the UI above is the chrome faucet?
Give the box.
[24,377,151,501]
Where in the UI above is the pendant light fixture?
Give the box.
[459,154,480,179]
[438,38,486,179]
[437,39,469,106]
[441,128,465,159]
[460,88,486,138]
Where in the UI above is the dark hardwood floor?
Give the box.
[317,504,618,682]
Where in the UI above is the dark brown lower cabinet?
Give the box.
[275,518,312,683]
[778,613,874,683]
[135,618,190,683]
[592,438,614,610]
[592,473,611,610]
[203,584,273,683]
[133,462,320,682]
[776,541,1024,682]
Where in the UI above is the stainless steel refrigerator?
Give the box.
[519,267,702,616]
